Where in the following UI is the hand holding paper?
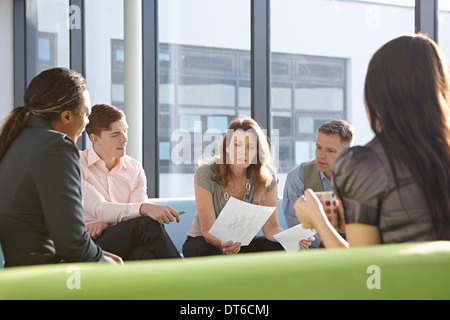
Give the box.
[208,197,276,246]
[274,224,316,252]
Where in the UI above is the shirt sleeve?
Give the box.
[194,164,214,192]
[128,162,148,203]
[282,165,304,228]
[332,146,389,226]
[32,136,104,263]
[265,166,278,193]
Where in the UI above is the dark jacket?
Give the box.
[0,115,104,267]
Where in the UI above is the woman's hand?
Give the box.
[294,189,326,229]
[295,189,349,249]
[299,236,315,250]
[221,240,241,255]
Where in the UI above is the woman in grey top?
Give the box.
[183,118,313,257]
[295,34,450,247]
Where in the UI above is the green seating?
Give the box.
[0,241,449,300]
[1,197,448,300]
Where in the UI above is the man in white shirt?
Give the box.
[81,104,181,260]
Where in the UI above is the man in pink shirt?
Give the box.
[80,104,181,260]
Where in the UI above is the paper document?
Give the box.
[273,225,316,252]
[208,197,276,246]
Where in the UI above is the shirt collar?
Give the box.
[86,146,127,173]
[86,146,102,167]
[320,171,330,182]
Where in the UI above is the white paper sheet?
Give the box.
[273,224,317,252]
[208,197,276,246]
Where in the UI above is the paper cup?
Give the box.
[315,191,342,232]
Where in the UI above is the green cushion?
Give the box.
[0,241,449,300]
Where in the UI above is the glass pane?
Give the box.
[272,111,292,137]
[297,116,337,135]
[85,0,124,110]
[238,80,251,108]
[295,87,344,111]
[37,0,70,74]
[158,0,251,198]
[207,115,229,133]
[272,84,292,109]
[271,0,415,196]
[438,0,450,59]
[295,140,315,167]
[178,78,236,107]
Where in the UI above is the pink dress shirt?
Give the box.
[80,146,147,226]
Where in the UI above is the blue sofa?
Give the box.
[149,197,288,253]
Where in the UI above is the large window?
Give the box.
[82,0,124,151]
[271,53,347,173]
[271,0,415,194]
[85,0,124,110]
[155,42,350,197]
[85,0,124,108]
[158,0,251,198]
[37,0,70,74]
[11,0,442,199]
[158,44,251,175]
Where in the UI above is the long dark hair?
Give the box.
[0,68,88,161]
[364,34,450,239]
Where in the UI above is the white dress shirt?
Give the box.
[80,146,147,226]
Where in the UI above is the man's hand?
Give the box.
[140,203,180,225]
[86,222,112,239]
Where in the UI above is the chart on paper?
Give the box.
[228,215,260,239]
[209,197,276,246]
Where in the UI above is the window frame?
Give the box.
[14,0,439,197]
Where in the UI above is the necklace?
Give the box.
[223,182,251,202]
[230,180,248,193]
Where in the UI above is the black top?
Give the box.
[0,115,104,267]
[333,136,434,243]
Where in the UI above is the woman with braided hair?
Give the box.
[0,68,120,267]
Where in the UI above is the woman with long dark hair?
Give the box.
[0,68,119,267]
[295,34,450,247]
